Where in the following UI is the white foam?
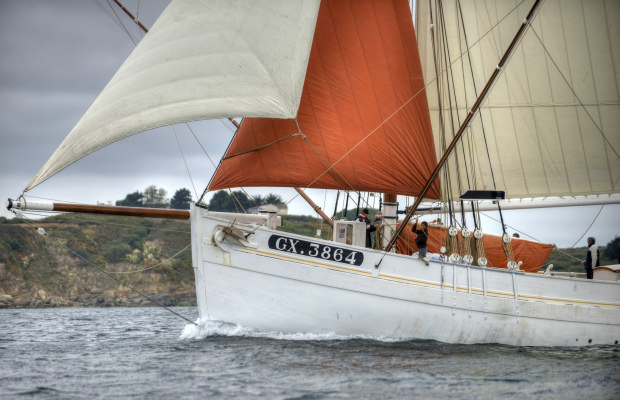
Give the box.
[179,319,406,342]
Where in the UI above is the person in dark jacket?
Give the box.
[355,208,376,248]
[412,219,429,258]
[581,236,599,279]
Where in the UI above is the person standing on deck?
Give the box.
[412,219,429,259]
[581,236,599,280]
[355,208,376,248]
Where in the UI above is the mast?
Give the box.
[383,0,543,254]
[381,193,398,249]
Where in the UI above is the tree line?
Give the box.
[116,185,192,209]
[115,186,285,212]
[207,190,285,212]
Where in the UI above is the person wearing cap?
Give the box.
[355,208,376,248]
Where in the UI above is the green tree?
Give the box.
[171,188,192,210]
[230,190,252,211]
[264,193,285,206]
[144,185,168,208]
[116,191,145,207]
[104,243,132,263]
[253,194,265,206]
[208,190,253,212]
[208,190,235,211]
[604,236,620,263]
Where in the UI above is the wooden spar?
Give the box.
[7,198,189,220]
[53,203,189,219]
[112,0,149,33]
[383,0,543,254]
[294,188,333,228]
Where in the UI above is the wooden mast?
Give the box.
[383,0,543,254]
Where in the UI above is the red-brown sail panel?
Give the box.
[209,0,439,198]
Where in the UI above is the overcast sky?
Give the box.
[0,0,618,251]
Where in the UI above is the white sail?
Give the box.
[26,0,320,191]
[416,0,620,200]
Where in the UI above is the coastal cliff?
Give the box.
[0,214,195,308]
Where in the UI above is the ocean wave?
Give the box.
[179,319,406,342]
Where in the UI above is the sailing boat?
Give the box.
[7,0,620,346]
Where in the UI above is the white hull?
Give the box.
[190,205,620,346]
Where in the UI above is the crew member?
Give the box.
[581,236,599,279]
[412,219,429,259]
[355,208,376,248]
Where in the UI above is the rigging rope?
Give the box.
[569,204,605,249]
[299,134,354,192]
[173,126,199,201]
[102,0,139,45]
[547,247,583,263]
[222,132,302,160]
[479,210,541,244]
[186,122,219,169]
[196,101,240,204]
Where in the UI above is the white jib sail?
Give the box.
[416,0,620,200]
[27,0,320,191]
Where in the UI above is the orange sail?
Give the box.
[397,225,553,273]
[209,0,440,198]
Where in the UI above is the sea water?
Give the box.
[0,307,618,399]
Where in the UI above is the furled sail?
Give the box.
[396,224,553,273]
[209,0,441,198]
[416,0,620,200]
[26,0,320,191]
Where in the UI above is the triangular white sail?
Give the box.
[416,0,620,200]
[26,0,320,191]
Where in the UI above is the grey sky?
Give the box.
[0,0,618,250]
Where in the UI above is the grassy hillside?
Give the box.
[0,214,195,308]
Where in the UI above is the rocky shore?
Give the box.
[0,261,196,309]
[0,279,196,309]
